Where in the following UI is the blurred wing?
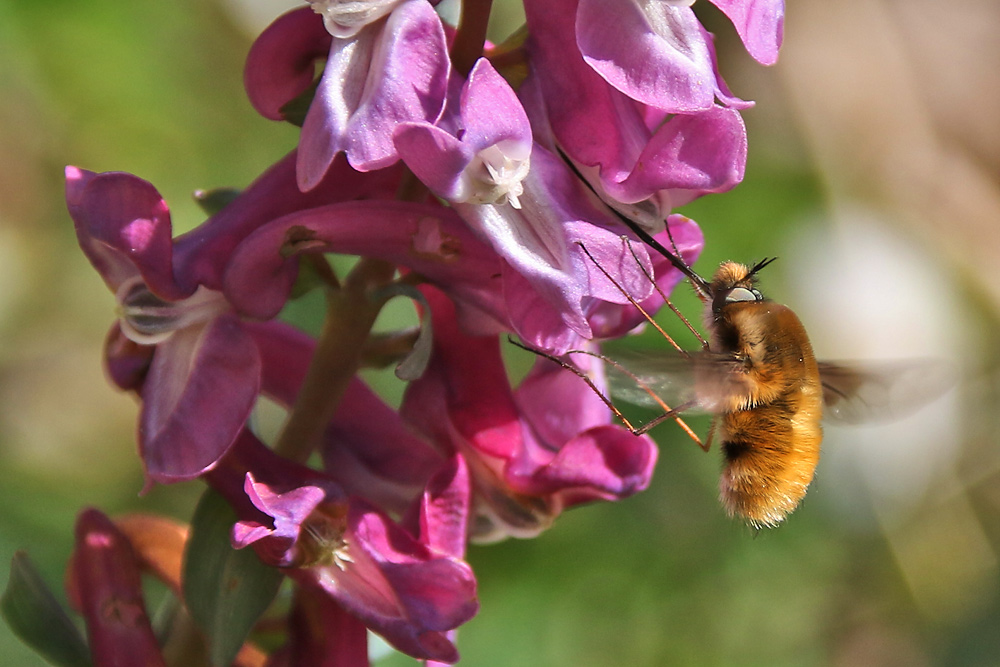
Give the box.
[818,359,957,424]
[601,348,742,413]
[599,348,697,409]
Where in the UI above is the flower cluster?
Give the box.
[45,0,782,663]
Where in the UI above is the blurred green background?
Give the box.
[1,0,998,665]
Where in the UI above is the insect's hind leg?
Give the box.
[508,338,707,450]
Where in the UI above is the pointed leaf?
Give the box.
[1,552,91,667]
[183,489,284,667]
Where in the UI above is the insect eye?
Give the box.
[725,287,760,303]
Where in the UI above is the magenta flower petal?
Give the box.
[65,166,185,301]
[103,322,154,392]
[223,200,507,333]
[297,0,450,187]
[513,424,657,503]
[244,7,332,120]
[140,314,261,482]
[231,468,477,663]
[271,588,370,667]
[330,500,477,662]
[232,474,329,566]
[70,509,165,667]
[709,0,785,65]
[173,150,404,293]
[577,0,717,112]
[403,288,658,540]
[394,123,474,201]
[416,455,472,558]
[606,106,748,205]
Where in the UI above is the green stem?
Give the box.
[273,257,396,463]
[451,0,494,78]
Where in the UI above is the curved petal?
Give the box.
[510,424,658,504]
[104,322,154,391]
[244,7,332,120]
[578,0,716,112]
[140,315,261,482]
[298,0,450,186]
[65,167,185,300]
[173,151,404,293]
[459,58,532,156]
[393,122,475,201]
[605,106,748,205]
[223,200,507,333]
[709,0,785,65]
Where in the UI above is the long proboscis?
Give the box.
[558,149,713,299]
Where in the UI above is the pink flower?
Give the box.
[245,2,451,189]
[401,288,658,541]
[218,434,477,664]
[66,167,261,484]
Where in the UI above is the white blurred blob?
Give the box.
[784,208,967,526]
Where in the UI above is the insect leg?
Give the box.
[575,241,690,357]
[509,338,706,449]
[620,235,709,350]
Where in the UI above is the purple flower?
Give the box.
[219,433,478,664]
[244,319,447,516]
[222,198,509,335]
[523,0,750,209]
[395,58,533,209]
[246,2,451,189]
[575,0,740,113]
[66,167,262,484]
[401,288,658,542]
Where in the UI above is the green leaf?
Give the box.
[1,552,92,667]
[182,489,284,667]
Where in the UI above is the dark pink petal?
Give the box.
[173,151,405,293]
[139,315,261,483]
[324,500,477,662]
[524,0,650,187]
[323,380,445,515]
[460,59,532,153]
[223,200,507,333]
[65,166,185,301]
[393,122,474,201]
[417,455,472,558]
[269,588,369,667]
[605,106,748,206]
[510,424,657,504]
[244,7,332,120]
[403,289,523,461]
[514,352,612,448]
[709,0,785,65]
[103,322,154,391]
[298,0,450,186]
[232,474,329,566]
[70,509,165,667]
[578,0,716,112]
